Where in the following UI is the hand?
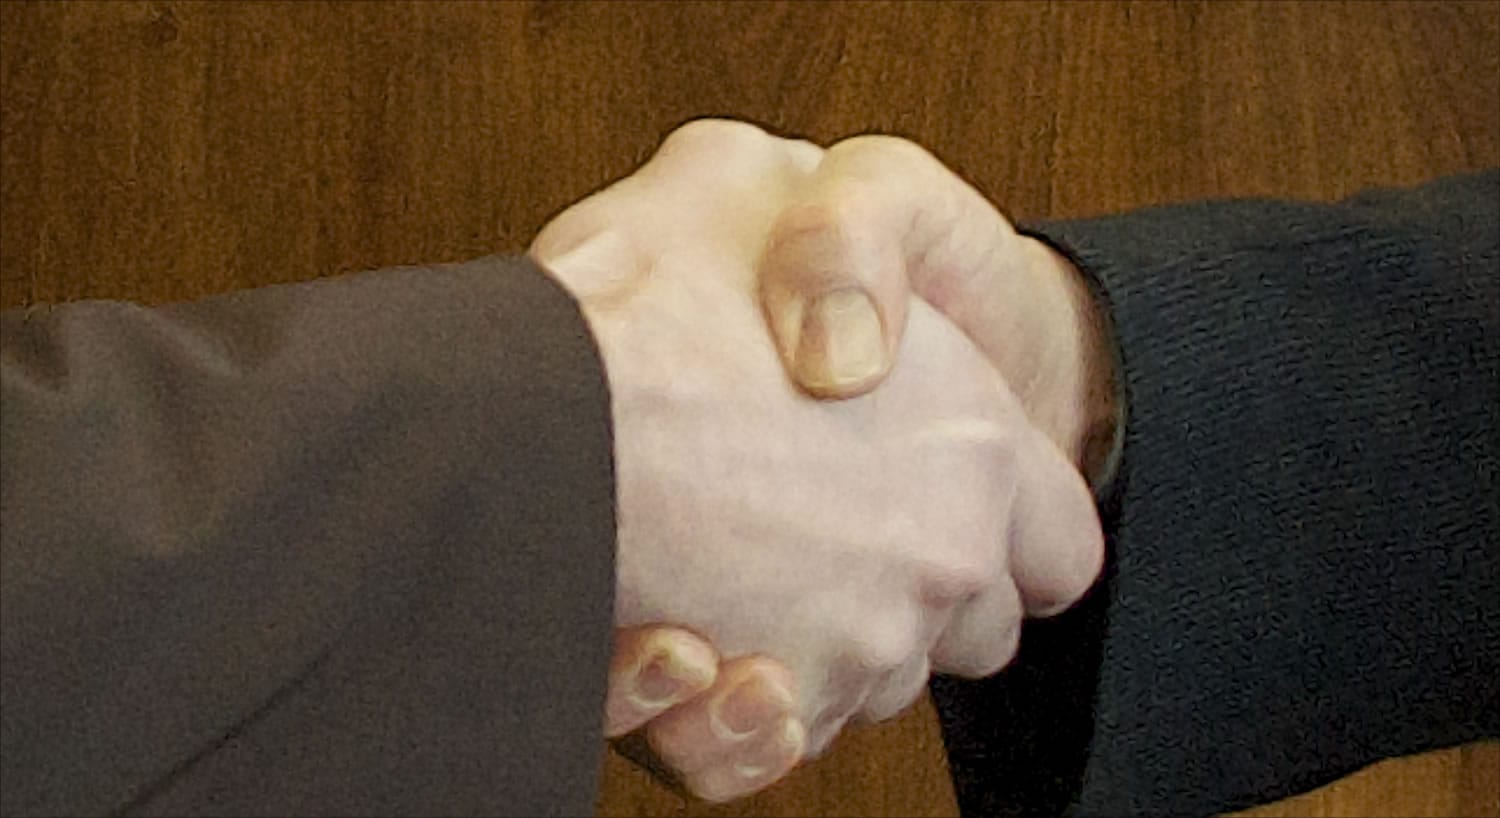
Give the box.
[531,120,1104,802]
[756,134,1117,476]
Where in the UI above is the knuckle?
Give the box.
[955,625,1022,679]
[529,202,603,260]
[664,118,772,155]
[915,554,992,607]
[861,655,931,723]
[991,626,1023,670]
[831,133,938,169]
[773,194,864,244]
[762,202,868,290]
[842,620,918,674]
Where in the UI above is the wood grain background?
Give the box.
[1,2,1495,816]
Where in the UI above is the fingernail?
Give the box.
[634,657,680,702]
[778,716,806,753]
[712,675,794,739]
[794,289,886,392]
[628,635,716,708]
[733,762,768,778]
[731,717,805,779]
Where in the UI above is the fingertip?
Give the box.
[687,716,807,804]
[779,715,807,758]
[1011,434,1109,618]
[708,662,796,740]
[1027,521,1104,619]
[605,627,721,738]
[645,654,801,781]
[930,581,1024,679]
[791,287,894,398]
[759,200,910,400]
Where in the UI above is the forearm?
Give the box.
[1063,171,1497,813]
[0,257,618,815]
[935,171,1499,817]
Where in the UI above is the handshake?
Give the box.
[530,120,1114,802]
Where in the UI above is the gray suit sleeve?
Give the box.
[0,256,617,817]
[932,171,1499,817]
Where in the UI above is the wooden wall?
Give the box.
[2,2,1495,816]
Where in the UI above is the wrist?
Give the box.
[1023,237,1120,487]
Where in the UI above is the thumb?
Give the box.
[758,135,1025,399]
[758,196,910,399]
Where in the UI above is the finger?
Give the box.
[638,118,812,210]
[686,716,806,803]
[647,656,798,779]
[758,199,909,398]
[1008,430,1107,617]
[929,578,1024,678]
[857,653,932,724]
[605,626,719,738]
[646,118,823,179]
[758,134,1028,399]
[646,119,779,180]
[546,119,817,277]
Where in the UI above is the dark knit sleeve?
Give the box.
[931,171,1499,817]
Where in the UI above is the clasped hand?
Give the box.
[531,120,1105,802]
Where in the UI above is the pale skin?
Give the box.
[529,119,1115,803]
